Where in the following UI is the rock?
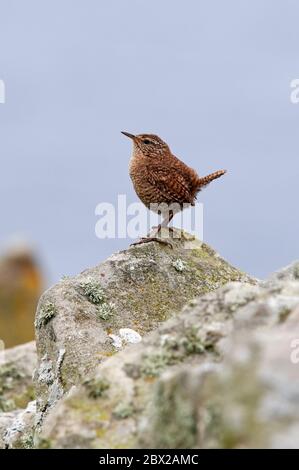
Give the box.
[266,260,299,283]
[0,401,36,449]
[141,322,299,449]
[0,410,19,448]
[200,321,299,448]
[0,341,36,413]
[0,341,37,448]
[34,232,252,422]
[36,276,299,449]
[4,240,299,448]
[141,287,299,449]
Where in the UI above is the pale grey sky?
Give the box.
[0,0,298,282]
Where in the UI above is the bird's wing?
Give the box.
[146,164,193,204]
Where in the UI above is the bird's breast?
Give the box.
[129,156,162,208]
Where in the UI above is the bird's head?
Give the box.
[121,132,170,158]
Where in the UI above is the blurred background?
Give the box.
[0,0,298,345]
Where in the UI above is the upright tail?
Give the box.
[196,169,227,192]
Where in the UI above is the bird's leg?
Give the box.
[152,210,188,240]
[132,210,175,248]
[152,210,174,235]
[159,210,174,233]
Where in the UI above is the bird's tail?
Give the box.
[196,169,227,192]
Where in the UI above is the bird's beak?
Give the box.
[121,131,136,140]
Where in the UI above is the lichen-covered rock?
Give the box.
[0,342,37,448]
[36,277,299,449]
[0,400,36,449]
[197,321,299,448]
[0,341,36,413]
[266,260,299,283]
[34,232,252,422]
[0,410,19,448]
[156,309,299,449]
[141,287,299,449]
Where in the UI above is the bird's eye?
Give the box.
[143,139,151,145]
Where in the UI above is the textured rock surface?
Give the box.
[34,232,251,422]
[0,400,36,449]
[266,260,299,283]
[0,341,37,448]
[197,318,299,449]
[3,237,299,449]
[0,341,36,413]
[36,278,299,448]
[143,310,299,449]
[0,410,18,448]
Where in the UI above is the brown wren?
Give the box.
[122,132,226,247]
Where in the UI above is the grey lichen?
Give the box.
[181,328,207,355]
[143,370,199,448]
[141,329,210,378]
[35,350,65,427]
[96,303,115,321]
[141,353,173,378]
[79,279,105,305]
[20,434,34,449]
[0,363,24,412]
[0,397,15,412]
[35,302,57,329]
[172,258,186,272]
[83,377,110,399]
[37,356,54,386]
[113,402,134,419]
[2,400,36,448]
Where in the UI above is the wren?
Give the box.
[122,132,226,247]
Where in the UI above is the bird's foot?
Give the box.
[151,225,174,231]
[130,237,173,248]
[150,226,187,240]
